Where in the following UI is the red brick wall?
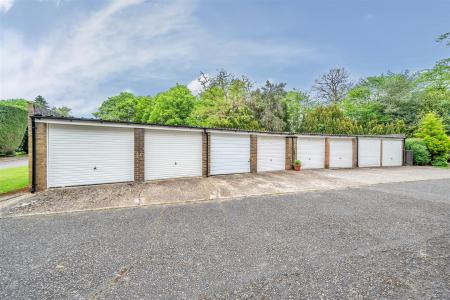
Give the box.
[324,137,330,169]
[285,137,293,170]
[35,122,47,191]
[134,128,145,182]
[202,132,210,177]
[250,135,257,173]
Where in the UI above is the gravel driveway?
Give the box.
[1,179,449,299]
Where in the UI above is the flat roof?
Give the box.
[33,115,405,139]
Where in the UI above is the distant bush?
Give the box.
[431,154,449,167]
[416,113,450,167]
[0,99,28,109]
[0,105,28,155]
[405,138,431,165]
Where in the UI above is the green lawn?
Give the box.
[0,166,28,195]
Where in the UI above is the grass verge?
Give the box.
[0,166,28,195]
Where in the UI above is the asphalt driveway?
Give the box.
[0,156,28,170]
[1,179,449,299]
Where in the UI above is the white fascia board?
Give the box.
[327,136,356,140]
[255,133,289,137]
[207,129,289,136]
[35,119,204,132]
[206,129,252,136]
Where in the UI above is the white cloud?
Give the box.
[187,74,208,95]
[1,0,200,115]
[0,0,317,116]
[0,0,14,13]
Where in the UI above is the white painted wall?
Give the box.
[257,136,285,172]
[145,130,202,180]
[47,124,134,187]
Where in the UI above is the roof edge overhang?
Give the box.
[32,116,405,139]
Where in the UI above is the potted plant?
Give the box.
[294,159,301,171]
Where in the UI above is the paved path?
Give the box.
[0,156,27,170]
[1,179,449,299]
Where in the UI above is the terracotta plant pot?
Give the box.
[294,164,301,171]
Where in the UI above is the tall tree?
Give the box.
[250,81,287,132]
[312,68,351,103]
[416,58,450,133]
[300,104,359,134]
[53,106,72,117]
[93,92,140,122]
[282,90,311,133]
[147,84,196,125]
[352,72,420,134]
[188,71,259,130]
[34,95,49,109]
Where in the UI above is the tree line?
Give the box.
[94,57,449,136]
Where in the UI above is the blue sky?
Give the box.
[1,0,449,116]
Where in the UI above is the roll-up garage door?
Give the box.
[47,124,134,187]
[358,138,381,167]
[382,139,403,166]
[210,133,250,175]
[145,130,202,180]
[257,136,285,172]
[329,138,353,168]
[297,137,325,169]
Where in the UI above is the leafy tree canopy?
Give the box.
[93,92,140,122]
[146,84,196,126]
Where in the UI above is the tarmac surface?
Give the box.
[1,178,449,299]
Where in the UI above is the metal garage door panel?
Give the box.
[210,133,250,175]
[329,138,353,168]
[145,130,202,180]
[382,139,403,166]
[297,138,325,169]
[47,124,134,187]
[257,136,285,172]
[358,138,381,167]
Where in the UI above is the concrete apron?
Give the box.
[140,166,450,205]
[2,166,450,217]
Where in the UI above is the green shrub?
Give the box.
[0,105,28,155]
[0,99,28,109]
[416,113,450,166]
[431,154,449,167]
[405,138,431,165]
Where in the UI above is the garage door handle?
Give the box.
[93,166,97,170]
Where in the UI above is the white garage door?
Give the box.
[210,133,250,175]
[382,139,403,166]
[145,130,202,180]
[329,138,353,168]
[297,137,325,169]
[257,136,285,172]
[358,138,381,167]
[47,124,134,187]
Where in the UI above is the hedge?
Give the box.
[0,105,28,155]
[405,138,431,165]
